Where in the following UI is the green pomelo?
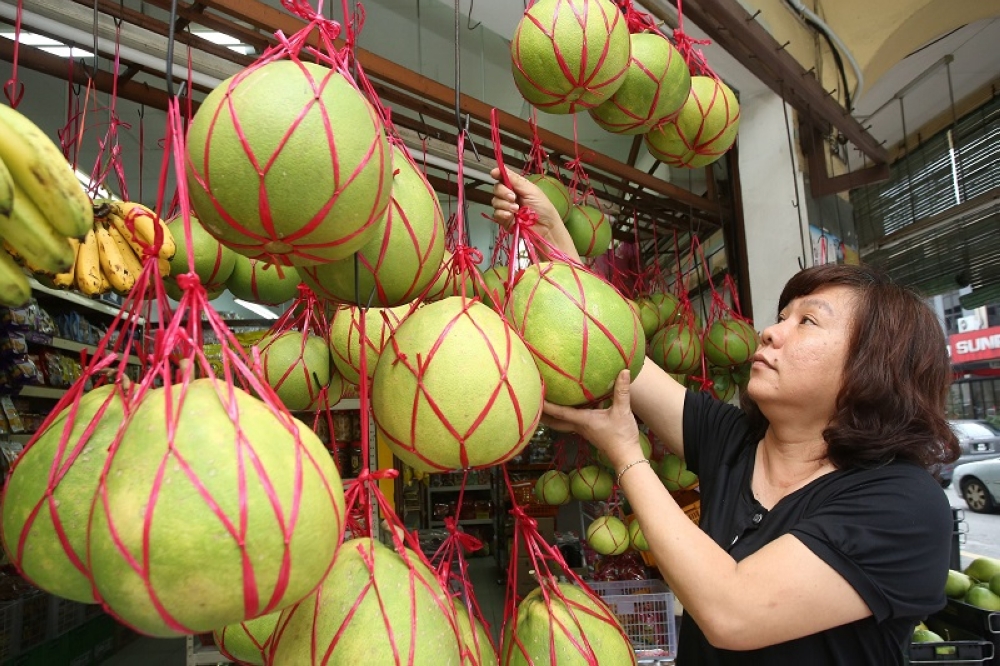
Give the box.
[534,470,572,506]
[162,278,225,302]
[586,516,629,556]
[656,454,698,492]
[258,331,334,411]
[268,538,462,665]
[166,215,236,288]
[596,431,650,470]
[329,304,408,385]
[946,570,973,599]
[482,265,510,310]
[88,379,345,636]
[646,292,680,327]
[455,599,498,666]
[589,32,691,135]
[628,520,649,552]
[506,262,644,406]
[424,251,483,301]
[636,299,660,338]
[510,0,631,114]
[1,385,125,603]
[704,318,758,367]
[563,204,612,258]
[227,255,301,306]
[990,573,1000,598]
[569,465,613,501]
[525,174,572,219]
[213,610,280,666]
[501,582,636,665]
[296,145,445,307]
[966,585,1000,611]
[709,366,737,403]
[186,60,391,266]
[645,76,741,169]
[911,628,944,643]
[966,557,1000,583]
[649,323,702,375]
[372,298,544,472]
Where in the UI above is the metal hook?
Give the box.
[802,66,816,77]
[463,113,483,162]
[467,0,481,30]
[747,9,762,22]
[416,112,430,141]
[776,40,790,52]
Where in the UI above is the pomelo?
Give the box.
[967,557,1000,583]
[227,255,301,306]
[569,465,613,501]
[646,292,680,328]
[563,204,612,258]
[482,265,511,310]
[636,299,661,338]
[704,317,758,367]
[506,262,643,406]
[648,322,702,374]
[186,60,392,266]
[534,470,572,506]
[645,76,741,169]
[586,516,629,556]
[296,145,445,307]
[372,298,544,472]
[525,174,572,219]
[510,0,631,114]
[267,537,462,665]
[162,277,226,302]
[967,586,1000,611]
[946,570,972,598]
[709,366,737,403]
[731,361,751,389]
[455,599,497,666]
[589,31,691,135]
[213,610,280,666]
[911,628,944,643]
[656,453,698,491]
[628,519,649,552]
[424,251,482,302]
[501,582,636,665]
[329,304,408,386]
[166,215,236,289]
[1,384,126,603]
[87,379,345,636]
[258,330,339,411]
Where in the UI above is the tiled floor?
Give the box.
[98,557,508,665]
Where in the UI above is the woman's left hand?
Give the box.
[543,370,644,472]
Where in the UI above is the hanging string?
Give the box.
[3,0,25,107]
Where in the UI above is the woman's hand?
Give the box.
[490,168,582,264]
[543,370,644,472]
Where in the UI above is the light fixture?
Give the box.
[0,30,93,58]
[233,298,280,320]
[190,30,255,56]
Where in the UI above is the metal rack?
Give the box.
[185,635,230,665]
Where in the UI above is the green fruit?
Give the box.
[482,265,510,310]
[187,60,392,266]
[704,318,758,367]
[911,628,944,643]
[966,585,1000,611]
[656,454,698,491]
[454,599,497,666]
[628,520,649,552]
[296,145,445,307]
[258,331,338,411]
[649,323,702,375]
[946,570,973,598]
[1,385,125,603]
[227,255,301,305]
[989,573,1000,598]
[534,470,572,506]
[589,32,691,135]
[636,299,660,338]
[709,366,737,402]
[645,76,741,169]
[162,277,225,302]
[506,262,644,406]
[88,379,345,636]
[525,174,572,220]
[329,304,408,385]
[268,538,462,665]
[166,215,236,289]
[214,611,280,666]
[569,465,614,501]
[645,292,679,327]
[372,298,544,472]
[501,582,636,665]
[587,516,629,556]
[965,556,1000,583]
[564,204,612,258]
[510,0,631,114]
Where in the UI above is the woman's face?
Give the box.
[747,285,857,422]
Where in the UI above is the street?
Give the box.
[946,483,1000,569]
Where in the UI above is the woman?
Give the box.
[491,170,960,664]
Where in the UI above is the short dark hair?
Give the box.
[740,263,960,471]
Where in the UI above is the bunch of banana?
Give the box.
[73,200,177,297]
[0,104,94,306]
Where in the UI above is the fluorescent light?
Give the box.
[75,168,115,201]
[0,30,93,59]
[233,298,280,320]
[191,30,255,55]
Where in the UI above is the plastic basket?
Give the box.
[588,579,676,661]
[910,640,994,664]
[0,599,21,663]
[510,480,560,517]
[48,595,87,639]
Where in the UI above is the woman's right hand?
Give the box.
[489,168,581,263]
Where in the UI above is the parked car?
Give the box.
[950,419,1000,467]
[954,458,1000,513]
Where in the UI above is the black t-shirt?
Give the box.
[676,391,952,665]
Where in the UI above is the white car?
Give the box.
[954,458,1000,513]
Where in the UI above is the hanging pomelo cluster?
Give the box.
[526,173,572,219]
[163,214,235,302]
[424,249,483,301]
[564,204,612,258]
[186,59,392,266]
[257,329,344,411]
[227,255,302,305]
[510,0,631,114]
[645,75,741,169]
[213,611,280,666]
[700,274,758,400]
[329,304,408,385]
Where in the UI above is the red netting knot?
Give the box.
[513,206,539,229]
[280,0,342,42]
[452,245,484,273]
[443,517,484,553]
[369,469,399,481]
[175,272,203,292]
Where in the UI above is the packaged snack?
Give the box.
[0,332,28,357]
[1,396,25,433]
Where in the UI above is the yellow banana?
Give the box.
[113,201,176,261]
[95,220,135,293]
[0,104,93,238]
[107,222,143,281]
[0,182,75,274]
[105,206,170,276]
[0,155,13,219]
[75,229,104,296]
[0,244,30,307]
[52,237,80,289]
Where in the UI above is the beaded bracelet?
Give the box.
[616,458,651,486]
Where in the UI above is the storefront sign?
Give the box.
[950,325,1000,364]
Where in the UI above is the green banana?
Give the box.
[0,156,13,219]
[0,180,75,275]
[0,104,93,239]
[0,244,31,307]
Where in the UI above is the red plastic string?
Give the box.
[2,0,24,107]
[673,0,718,78]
